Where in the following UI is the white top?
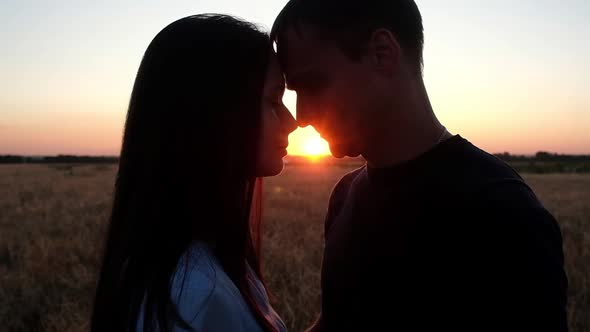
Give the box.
[136,241,287,331]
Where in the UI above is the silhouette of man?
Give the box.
[271,1,568,331]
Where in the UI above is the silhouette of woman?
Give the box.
[91,14,296,332]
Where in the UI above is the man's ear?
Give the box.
[367,28,401,77]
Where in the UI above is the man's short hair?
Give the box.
[271,0,424,73]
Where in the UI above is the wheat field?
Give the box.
[0,164,588,332]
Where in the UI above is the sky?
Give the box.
[0,0,589,156]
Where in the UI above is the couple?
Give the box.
[92,1,568,331]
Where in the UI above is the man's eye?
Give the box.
[300,82,322,96]
[297,88,314,98]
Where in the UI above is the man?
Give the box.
[271,0,568,331]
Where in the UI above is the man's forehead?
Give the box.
[278,25,326,73]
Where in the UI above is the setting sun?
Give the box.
[282,91,331,159]
[286,126,331,158]
[303,136,329,156]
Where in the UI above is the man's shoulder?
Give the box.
[452,140,549,217]
[323,166,366,232]
[330,166,366,199]
[438,137,560,233]
[443,136,526,191]
[455,144,562,245]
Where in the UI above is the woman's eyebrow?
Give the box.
[264,85,285,98]
[273,84,286,94]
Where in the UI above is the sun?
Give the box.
[282,91,331,159]
[287,126,331,158]
[303,136,329,156]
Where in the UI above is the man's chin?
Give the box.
[330,151,345,159]
[329,144,360,159]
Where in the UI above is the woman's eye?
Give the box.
[269,96,282,106]
[271,103,282,114]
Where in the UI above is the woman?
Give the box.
[91,14,296,332]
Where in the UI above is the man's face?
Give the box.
[279,26,382,158]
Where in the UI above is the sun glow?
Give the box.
[282,91,331,159]
[303,135,329,156]
[287,126,331,158]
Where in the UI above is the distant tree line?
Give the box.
[0,155,119,164]
[284,152,590,173]
[494,151,590,163]
[1,152,589,173]
[493,152,590,174]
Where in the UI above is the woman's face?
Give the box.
[256,52,297,177]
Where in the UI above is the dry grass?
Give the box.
[522,174,590,332]
[0,164,588,331]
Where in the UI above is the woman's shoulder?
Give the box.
[170,242,219,321]
[174,241,219,282]
[171,242,262,331]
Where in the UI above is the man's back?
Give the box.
[314,135,568,331]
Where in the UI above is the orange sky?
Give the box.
[1,92,587,156]
[0,0,588,156]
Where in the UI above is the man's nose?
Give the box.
[296,98,315,128]
[296,115,310,128]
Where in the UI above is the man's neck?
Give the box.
[363,82,450,169]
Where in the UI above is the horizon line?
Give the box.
[2,151,590,158]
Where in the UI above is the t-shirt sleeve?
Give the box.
[305,169,361,332]
[471,179,568,331]
[324,168,362,236]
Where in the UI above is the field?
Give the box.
[0,164,588,332]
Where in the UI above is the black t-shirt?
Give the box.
[312,135,568,332]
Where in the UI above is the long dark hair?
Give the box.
[91,14,276,332]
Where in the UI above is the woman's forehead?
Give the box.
[266,55,286,89]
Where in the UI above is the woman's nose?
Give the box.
[282,108,298,134]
